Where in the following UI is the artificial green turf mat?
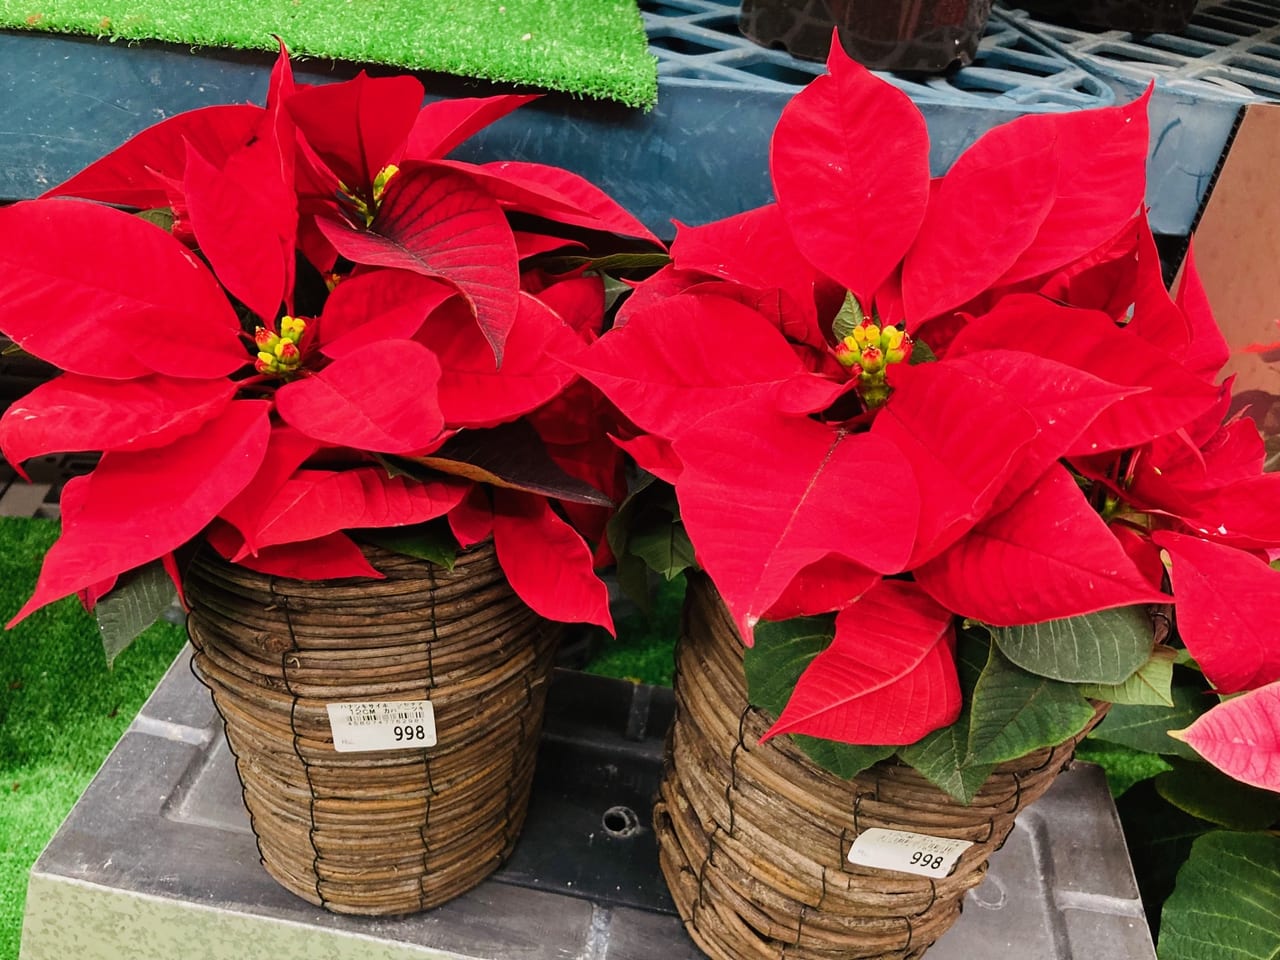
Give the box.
[0,517,187,960]
[0,0,658,109]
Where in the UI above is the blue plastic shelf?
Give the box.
[1002,0,1280,233]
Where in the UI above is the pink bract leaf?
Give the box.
[570,293,821,439]
[217,426,322,548]
[491,490,613,632]
[317,162,520,363]
[673,404,920,641]
[8,400,271,625]
[405,94,538,161]
[0,374,236,466]
[183,139,295,324]
[1173,684,1280,792]
[770,46,930,300]
[43,104,263,208]
[915,464,1169,625]
[902,122,1059,323]
[286,71,424,199]
[763,580,960,745]
[1155,531,1280,694]
[252,468,468,550]
[447,486,494,547]
[319,269,456,358]
[473,160,661,245]
[275,339,444,453]
[0,200,248,380]
[949,294,1220,454]
[1175,240,1231,382]
[206,521,382,580]
[872,360,1039,565]
[420,292,582,428]
[998,90,1151,286]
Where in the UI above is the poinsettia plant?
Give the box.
[0,44,664,658]
[578,39,1280,799]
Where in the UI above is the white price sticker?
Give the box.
[326,700,437,753]
[846,828,973,878]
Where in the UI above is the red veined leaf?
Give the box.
[472,160,661,245]
[217,426,322,548]
[872,360,1039,565]
[515,231,586,260]
[570,293,820,439]
[1111,523,1166,592]
[762,556,880,621]
[286,71,424,201]
[611,433,682,484]
[448,486,494,547]
[43,104,263,208]
[1172,684,1280,792]
[673,404,920,641]
[915,464,1169,625]
[183,138,296,324]
[1155,531,1280,693]
[205,520,382,580]
[274,339,444,453]
[405,94,538,161]
[319,269,455,358]
[763,580,960,745]
[949,294,1220,454]
[491,490,613,631]
[527,273,606,338]
[1130,417,1264,517]
[1173,472,1280,549]
[998,89,1151,286]
[902,121,1059,324]
[251,467,468,550]
[0,374,236,466]
[1175,240,1231,382]
[1110,215,1191,357]
[614,264,698,328]
[8,400,271,625]
[317,162,520,363]
[770,44,930,301]
[946,349,1143,511]
[0,200,248,379]
[420,292,582,428]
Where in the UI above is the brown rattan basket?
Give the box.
[186,538,559,916]
[654,573,1104,959]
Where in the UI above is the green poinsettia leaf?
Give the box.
[899,626,994,803]
[791,736,895,780]
[993,604,1155,684]
[744,615,835,718]
[629,521,695,583]
[908,338,937,365]
[95,560,177,667]
[1154,758,1280,831]
[353,520,459,570]
[831,290,865,342]
[1088,673,1211,761]
[536,251,673,275]
[1079,645,1176,706]
[399,421,613,507]
[599,273,634,313]
[1075,740,1174,797]
[135,207,176,233]
[1157,831,1280,960]
[967,642,1098,766]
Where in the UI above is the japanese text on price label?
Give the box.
[326,700,437,753]
[846,828,973,878]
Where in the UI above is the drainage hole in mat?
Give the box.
[601,805,641,838]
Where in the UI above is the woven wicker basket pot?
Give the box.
[185,539,560,916]
[654,574,1103,960]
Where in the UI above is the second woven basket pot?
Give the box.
[655,574,1101,959]
[186,539,559,916]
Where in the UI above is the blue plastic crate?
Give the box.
[1001,0,1280,233]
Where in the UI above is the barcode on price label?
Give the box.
[326,700,437,753]
[847,828,973,878]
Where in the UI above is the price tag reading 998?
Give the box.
[846,828,973,879]
[326,700,437,753]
